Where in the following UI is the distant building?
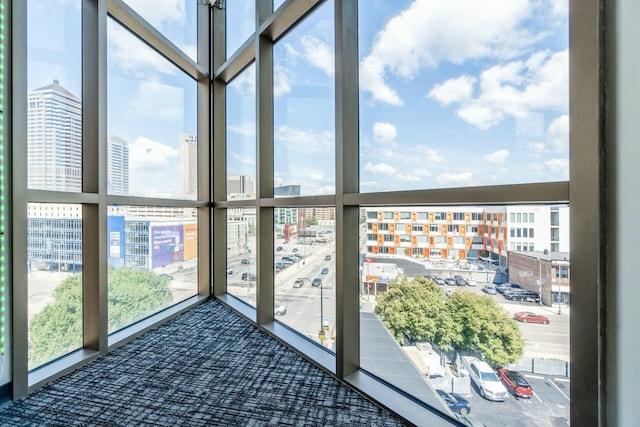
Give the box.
[107,133,130,196]
[274,185,301,197]
[180,134,197,198]
[227,174,254,196]
[508,251,570,306]
[27,80,82,192]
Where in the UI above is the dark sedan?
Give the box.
[436,389,471,416]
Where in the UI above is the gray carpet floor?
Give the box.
[0,300,410,426]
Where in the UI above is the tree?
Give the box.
[373,276,524,367]
[374,276,457,349]
[306,216,318,226]
[446,291,524,366]
[29,267,173,369]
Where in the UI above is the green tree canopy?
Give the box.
[447,291,524,366]
[373,276,524,366]
[374,276,457,350]
[29,267,173,369]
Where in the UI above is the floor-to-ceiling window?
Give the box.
[12,0,210,397]
[214,1,581,425]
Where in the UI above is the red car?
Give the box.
[514,311,550,324]
[498,368,533,398]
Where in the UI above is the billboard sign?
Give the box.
[150,224,184,268]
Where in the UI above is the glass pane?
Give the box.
[359,1,569,192]
[275,207,336,351]
[107,206,198,334]
[28,203,83,370]
[122,0,198,61]
[273,1,335,197]
[227,64,256,200]
[227,208,257,306]
[226,0,255,58]
[107,18,198,200]
[27,0,82,193]
[273,0,287,12]
[360,205,570,425]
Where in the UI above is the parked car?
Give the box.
[436,389,471,416]
[226,269,233,275]
[292,248,299,253]
[293,279,304,288]
[506,290,540,303]
[241,271,256,281]
[445,289,455,297]
[468,360,508,401]
[455,277,468,286]
[466,279,477,287]
[325,254,332,261]
[482,285,497,295]
[497,368,533,398]
[241,257,255,265]
[312,278,322,287]
[434,277,446,286]
[274,303,287,316]
[276,246,283,251]
[496,283,520,294]
[321,267,329,275]
[514,311,550,324]
[444,277,457,286]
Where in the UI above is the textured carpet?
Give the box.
[0,300,410,426]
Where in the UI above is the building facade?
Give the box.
[107,133,130,196]
[27,80,82,192]
[180,133,197,198]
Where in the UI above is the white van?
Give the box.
[468,360,508,401]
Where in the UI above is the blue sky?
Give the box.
[28,0,569,198]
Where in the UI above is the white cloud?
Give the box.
[436,171,474,186]
[230,64,256,95]
[364,162,397,175]
[484,149,509,163]
[108,21,177,77]
[396,174,421,183]
[228,122,256,138]
[373,122,397,143]
[274,126,333,153]
[413,168,432,177]
[180,44,197,62]
[551,0,569,17]
[274,66,292,97]
[229,151,255,166]
[434,49,568,129]
[414,146,443,163]
[301,35,334,77]
[129,80,184,123]
[530,158,569,175]
[546,115,569,152]
[360,0,533,105]
[427,75,476,106]
[129,137,179,171]
[123,0,186,28]
[361,181,381,190]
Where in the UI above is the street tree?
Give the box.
[374,276,457,349]
[29,267,173,368]
[446,291,524,366]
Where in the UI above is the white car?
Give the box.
[274,304,287,316]
[468,360,508,401]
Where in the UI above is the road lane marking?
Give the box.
[525,374,544,379]
[548,379,570,401]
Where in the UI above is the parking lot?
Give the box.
[463,372,569,427]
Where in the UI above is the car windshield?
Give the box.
[481,372,500,382]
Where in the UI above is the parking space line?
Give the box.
[555,377,570,383]
[549,379,570,401]
[532,391,543,403]
[524,374,544,380]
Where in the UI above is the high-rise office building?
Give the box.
[180,133,197,198]
[227,174,254,195]
[27,80,82,192]
[107,133,130,196]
